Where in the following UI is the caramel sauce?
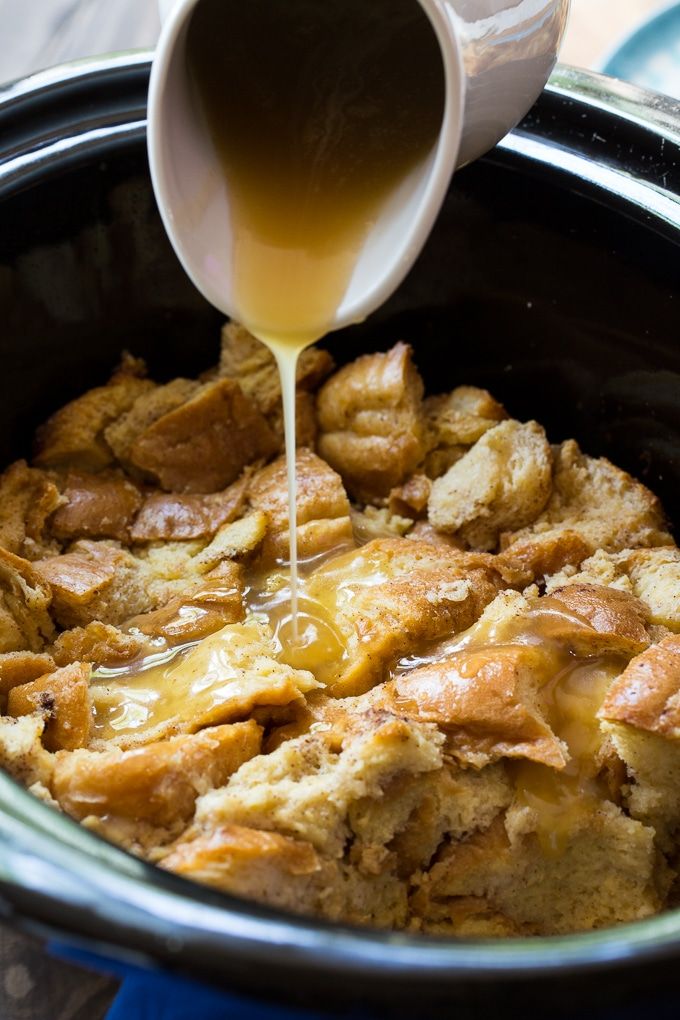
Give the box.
[186,0,445,635]
[90,546,355,739]
[186,0,445,347]
[512,659,619,858]
[91,622,276,742]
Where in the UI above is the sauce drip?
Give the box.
[186,0,445,636]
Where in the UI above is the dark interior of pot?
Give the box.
[2,118,680,530]
[2,63,680,1015]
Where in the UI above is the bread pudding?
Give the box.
[1,322,679,937]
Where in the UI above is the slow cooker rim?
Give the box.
[0,54,680,988]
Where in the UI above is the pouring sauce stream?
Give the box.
[186,0,445,638]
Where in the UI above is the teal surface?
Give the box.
[604,3,680,98]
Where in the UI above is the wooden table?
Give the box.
[0,0,673,1017]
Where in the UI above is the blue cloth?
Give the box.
[51,944,365,1020]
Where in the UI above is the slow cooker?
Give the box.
[1,55,680,1017]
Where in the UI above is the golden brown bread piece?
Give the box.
[248,448,353,563]
[130,469,252,542]
[0,714,54,788]
[35,541,149,628]
[162,823,408,927]
[123,379,278,493]
[163,823,321,889]
[428,420,553,550]
[104,377,200,468]
[601,636,680,739]
[379,583,649,766]
[423,385,508,479]
[503,440,671,559]
[50,471,143,543]
[546,546,680,632]
[350,506,413,545]
[34,358,153,471]
[8,662,92,752]
[412,803,667,936]
[305,538,517,696]
[547,583,650,658]
[124,560,245,645]
[599,639,680,849]
[388,474,431,520]
[0,651,56,696]
[0,461,62,559]
[317,343,427,502]
[52,720,262,825]
[217,321,333,428]
[0,548,55,653]
[383,645,568,769]
[193,711,444,857]
[35,511,265,631]
[50,621,148,668]
[500,529,594,583]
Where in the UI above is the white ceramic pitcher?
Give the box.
[149,0,570,332]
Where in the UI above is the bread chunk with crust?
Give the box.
[50,622,148,669]
[602,636,680,740]
[194,712,444,858]
[546,546,680,632]
[121,379,278,493]
[130,470,252,542]
[0,549,54,653]
[413,803,666,936]
[50,471,142,543]
[162,823,408,928]
[0,461,62,559]
[305,538,518,696]
[600,636,680,847]
[423,386,508,479]
[547,583,651,657]
[428,420,552,550]
[104,377,200,468]
[217,321,333,415]
[35,541,150,628]
[383,646,568,769]
[36,513,264,630]
[388,474,431,520]
[501,529,593,583]
[380,582,650,766]
[34,358,153,471]
[0,714,54,788]
[248,449,352,563]
[317,343,427,502]
[125,560,245,645]
[8,662,92,751]
[52,720,262,826]
[0,651,56,696]
[503,440,671,561]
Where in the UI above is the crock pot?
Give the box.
[1,55,680,1017]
